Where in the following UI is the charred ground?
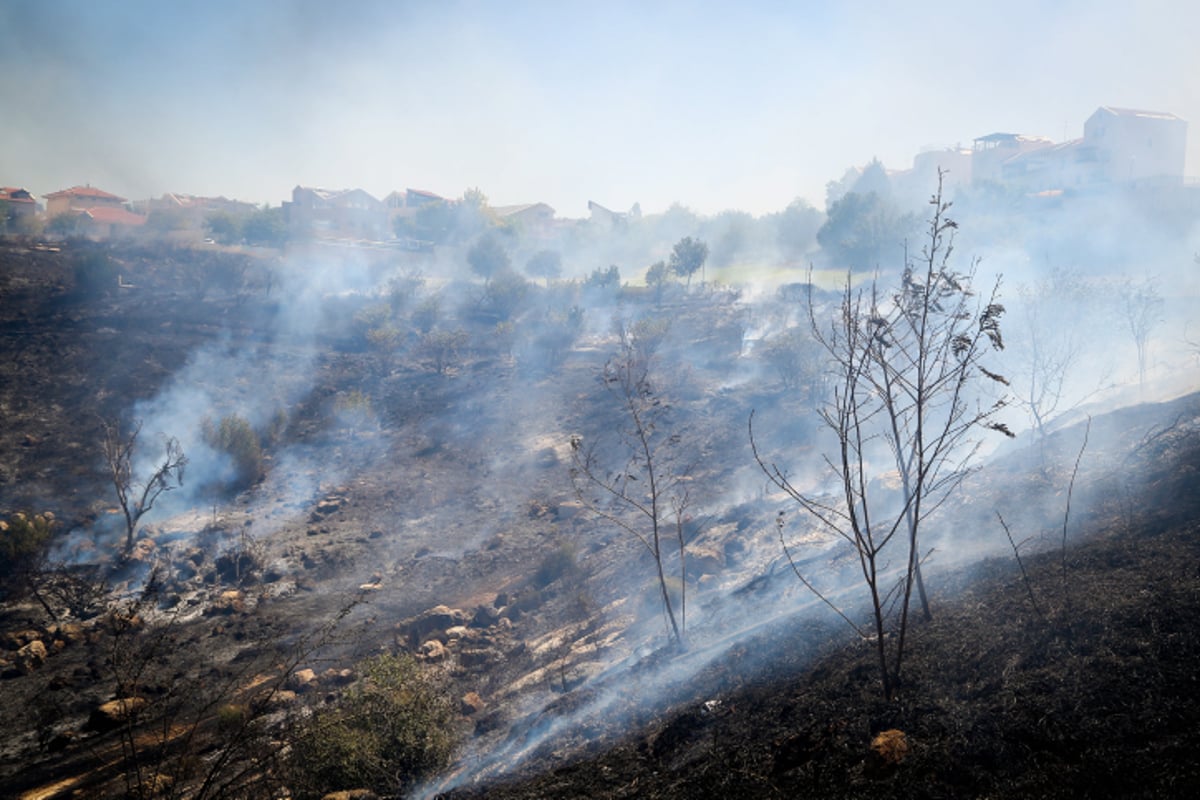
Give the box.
[1,239,1198,799]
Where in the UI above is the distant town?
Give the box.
[0,106,1191,248]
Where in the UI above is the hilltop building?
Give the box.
[43,185,147,238]
[0,187,37,229]
[284,186,388,240]
[975,107,1187,193]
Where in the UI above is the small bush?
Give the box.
[333,390,375,430]
[286,653,458,798]
[534,541,579,589]
[202,414,264,492]
[72,250,119,296]
[0,511,55,600]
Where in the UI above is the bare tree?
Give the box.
[1011,269,1111,460]
[570,327,691,649]
[1121,275,1163,389]
[102,419,188,553]
[751,172,1011,699]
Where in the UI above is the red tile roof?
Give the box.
[0,187,35,203]
[83,206,147,226]
[45,185,127,202]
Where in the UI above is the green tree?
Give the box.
[771,197,823,261]
[242,206,286,247]
[480,267,530,321]
[525,249,563,284]
[204,211,241,244]
[817,190,916,270]
[47,212,85,238]
[645,260,671,306]
[467,232,511,279]
[668,236,709,288]
[146,208,188,235]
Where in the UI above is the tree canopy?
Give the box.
[668,236,709,288]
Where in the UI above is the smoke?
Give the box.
[55,168,1200,790]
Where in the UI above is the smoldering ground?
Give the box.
[10,177,1198,795]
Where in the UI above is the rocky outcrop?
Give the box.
[85,697,148,732]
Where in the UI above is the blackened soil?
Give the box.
[442,421,1200,799]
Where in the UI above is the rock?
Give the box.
[290,668,318,692]
[309,496,345,521]
[128,537,157,563]
[86,697,148,732]
[685,543,725,580]
[554,501,584,521]
[470,604,500,629]
[320,790,379,800]
[320,668,355,686]
[206,590,246,616]
[4,629,44,650]
[458,646,500,669]
[460,691,486,716]
[400,605,469,646]
[418,640,448,661]
[16,640,48,673]
[445,625,470,642]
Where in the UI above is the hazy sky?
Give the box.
[2,0,1197,217]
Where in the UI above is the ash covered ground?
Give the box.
[1,237,1198,799]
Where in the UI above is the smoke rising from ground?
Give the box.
[53,173,1200,788]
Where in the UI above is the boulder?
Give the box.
[460,691,486,716]
[16,640,48,673]
[4,629,44,650]
[685,543,725,580]
[128,537,157,563]
[418,640,448,661]
[399,605,468,646]
[320,790,379,800]
[86,697,148,732]
[320,668,355,686]
[290,668,318,692]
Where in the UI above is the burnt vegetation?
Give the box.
[1,182,1198,800]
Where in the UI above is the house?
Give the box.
[284,186,389,240]
[587,200,627,227]
[1082,107,1187,185]
[43,185,129,217]
[80,205,149,238]
[145,192,259,218]
[43,185,147,238]
[967,107,1187,194]
[383,188,446,234]
[971,133,1055,186]
[0,187,37,228]
[493,202,556,236]
[889,149,973,203]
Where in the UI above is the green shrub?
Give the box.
[202,414,264,492]
[72,250,119,296]
[0,511,55,600]
[534,541,579,588]
[286,653,458,798]
[333,390,375,430]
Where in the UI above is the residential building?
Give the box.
[969,107,1187,194]
[43,185,147,238]
[1082,107,1187,185]
[284,186,388,240]
[0,187,37,228]
[493,202,556,236]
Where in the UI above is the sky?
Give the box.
[2,0,1198,217]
